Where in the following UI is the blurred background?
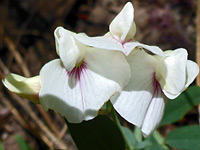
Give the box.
[0,0,198,149]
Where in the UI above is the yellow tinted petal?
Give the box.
[2,73,40,103]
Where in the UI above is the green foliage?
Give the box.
[121,127,137,150]
[160,86,200,126]
[121,126,168,150]
[144,131,169,150]
[133,127,142,142]
[66,115,125,150]
[15,135,33,150]
[165,125,200,150]
[0,141,3,150]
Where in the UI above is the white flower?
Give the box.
[39,27,131,123]
[75,2,164,56]
[111,48,199,137]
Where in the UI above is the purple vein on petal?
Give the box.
[82,63,92,86]
[111,35,133,55]
[66,61,87,111]
[152,73,162,99]
[149,73,163,120]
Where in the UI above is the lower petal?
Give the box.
[141,89,166,137]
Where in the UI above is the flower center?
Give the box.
[67,61,87,84]
[152,73,162,98]
[75,60,83,67]
[111,35,133,48]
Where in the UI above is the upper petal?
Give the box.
[111,49,164,136]
[126,41,164,56]
[156,48,188,98]
[54,27,86,71]
[39,49,130,123]
[75,33,164,56]
[109,2,136,42]
[75,33,125,53]
[2,73,40,103]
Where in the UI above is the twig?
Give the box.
[0,59,9,75]
[4,36,31,77]
[37,105,61,137]
[58,125,68,140]
[12,94,67,149]
[0,93,54,148]
[196,0,200,124]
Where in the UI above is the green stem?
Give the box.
[153,130,164,145]
[110,105,134,150]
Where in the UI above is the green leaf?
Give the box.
[121,127,137,150]
[165,125,200,150]
[160,86,200,126]
[133,127,142,142]
[136,140,151,149]
[144,134,169,150]
[121,126,153,150]
[15,135,32,150]
[0,141,4,150]
[153,131,165,145]
[66,115,125,150]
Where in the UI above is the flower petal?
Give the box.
[85,48,131,90]
[2,73,40,103]
[131,42,164,57]
[111,50,160,132]
[109,2,136,42]
[141,96,166,137]
[39,49,130,123]
[54,27,85,71]
[156,48,188,98]
[185,60,199,88]
[75,33,164,56]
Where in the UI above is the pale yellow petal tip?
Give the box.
[2,73,41,104]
